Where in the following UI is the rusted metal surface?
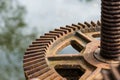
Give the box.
[23,0,120,80]
[23,22,102,80]
[101,0,120,59]
[102,64,120,80]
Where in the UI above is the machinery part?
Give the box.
[23,21,103,80]
[101,0,120,59]
[102,64,120,80]
[23,0,120,80]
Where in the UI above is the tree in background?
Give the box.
[0,0,37,80]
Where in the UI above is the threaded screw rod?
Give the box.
[100,0,120,59]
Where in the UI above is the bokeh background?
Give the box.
[0,0,100,80]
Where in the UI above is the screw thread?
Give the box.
[101,0,120,59]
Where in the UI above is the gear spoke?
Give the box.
[47,54,83,67]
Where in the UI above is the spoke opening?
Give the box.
[55,65,85,80]
[58,40,84,54]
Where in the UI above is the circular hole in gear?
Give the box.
[55,65,85,80]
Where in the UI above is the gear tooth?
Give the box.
[85,21,97,32]
[45,33,61,38]
[29,45,35,47]
[32,41,49,44]
[33,39,52,45]
[24,52,45,58]
[24,60,46,71]
[24,63,49,79]
[24,56,46,66]
[45,33,52,35]
[36,38,54,42]
[95,20,101,31]
[29,44,40,47]
[27,46,47,51]
[84,22,91,28]
[91,21,97,27]
[72,24,81,29]
[97,20,101,26]
[59,27,71,32]
[45,33,55,36]
[24,53,45,62]
[66,25,77,31]
[24,56,47,76]
[26,64,47,77]
[78,22,86,28]
[25,49,46,54]
[40,36,57,40]
[29,43,49,47]
[23,57,46,68]
[60,26,72,32]
[55,29,68,34]
[66,26,73,31]
[27,47,38,50]
[27,65,50,79]
[49,31,64,36]
[78,22,90,33]
[29,45,48,50]
[26,46,47,51]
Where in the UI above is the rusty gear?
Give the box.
[23,21,102,80]
[23,0,120,80]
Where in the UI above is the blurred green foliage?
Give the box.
[0,0,37,80]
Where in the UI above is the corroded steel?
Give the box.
[102,64,120,80]
[23,0,120,80]
[23,21,102,80]
[101,0,120,59]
